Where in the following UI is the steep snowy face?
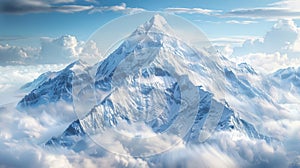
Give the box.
[20,71,58,92]
[88,14,225,136]
[95,14,223,95]
[272,67,300,88]
[44,15,273,154]
[47,86,271,150]
[237,63,257,75]
[83,67,181,135]
[262,66,300,104]
[17,60,89,109]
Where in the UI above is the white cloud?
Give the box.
[226,20,258,24]
[85,0,98,4]
[225,0,300,20]
[39,35,80,63]
[0,84,299,167]
[225,7,300,20]
[0,44,38,65]
[0,64,66,104]
[232,52,300,73]
[50,0,76,4]
[0,35,101,65]
[207,131,289,168]
[164,7,221,15]
[89,3,145,15]
[224,0,300,20]
[158,144,238,168]
[51,5,94,13]
[79,40,101,63]
[229,19,300,73]
[210,36,259,47]
[213,44,233,57]
[0,141,73,168]
[269,0,300,11]
[39,35,101,64]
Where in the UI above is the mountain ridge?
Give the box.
[17,15,277,155]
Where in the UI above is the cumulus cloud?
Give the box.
[39,35,80,64]
[164,7,221,15]
[0,35,101,66]
[234,19,299,55]
[39,35,101,64]
[0,0,93,14]
[229,19,300,73]
[0,44,38,65]
[89,3,145,15]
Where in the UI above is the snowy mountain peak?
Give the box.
[133,14,174,36]
[237,62,257,75]
[65,59,87,70]
[148,14,168,28]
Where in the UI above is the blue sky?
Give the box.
[0,0,296,42]
[1,0,300,72]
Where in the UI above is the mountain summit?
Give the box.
[18,15,272,156]
[133,14,174,35]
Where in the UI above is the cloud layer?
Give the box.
[0,35,101,65]
[0,100,299,168]
[217,19,300,73]
[234,19,299,55]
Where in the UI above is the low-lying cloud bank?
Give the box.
[0,64,66,104]
[0,99,299,167]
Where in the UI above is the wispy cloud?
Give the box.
[233,19,299,55]
[0,0,93,14]
[210,36,260,46]
[225,8,300,19]
[225,0,300,19]
[84,0,99,4]
[164,7,221,15]
[89,3,145,15]
[226,20,257,24]
[269,0,300,11]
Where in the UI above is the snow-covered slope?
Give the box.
[16,15,277,157]
[41,15,273,152]
[20,71,58,92]
[47,85,271,150]
[17,60,89,109]
[263,66,300,104]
